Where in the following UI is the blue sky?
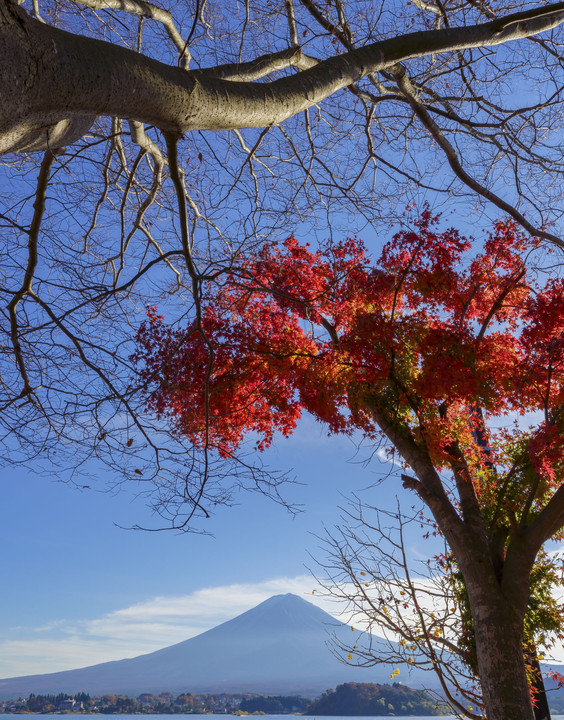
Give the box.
[0,162,465,681]
[0,413,419,678]
[1,203,562,683]
[1,236,562,681]
[1,0,564,691]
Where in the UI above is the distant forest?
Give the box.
[0,683,449,716]
[0,691,248,714]
[239,696,310,714]
[304,683,448,716]
[5,680,564,715]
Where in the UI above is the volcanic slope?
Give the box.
[0,593,418,697]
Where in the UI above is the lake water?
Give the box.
[1,715,564,720]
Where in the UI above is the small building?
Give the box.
[58,698,84,712]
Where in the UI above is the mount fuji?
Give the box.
[0,593,425,698]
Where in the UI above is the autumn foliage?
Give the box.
[133,209,564,720]
[134,210,562,496]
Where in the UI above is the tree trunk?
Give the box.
[468,587,535,720]
[526,646,552,720]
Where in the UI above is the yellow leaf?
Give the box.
[347,653,352,660]
[360,571,366,576]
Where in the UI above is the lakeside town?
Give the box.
[0,684,447,716]
[1,692,258,715]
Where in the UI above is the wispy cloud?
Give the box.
[0,576,336,678]
[0,638,145,677]
[375,447,402,468]
[3,574,563,680]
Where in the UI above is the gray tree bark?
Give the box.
[2,0,564,154]
[368,396,560,720]
[463,558,533,719]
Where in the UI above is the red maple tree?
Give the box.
[134,210,563,720]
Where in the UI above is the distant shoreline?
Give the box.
[0,715,458,719]
[0,683,450,717]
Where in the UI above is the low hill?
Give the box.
[305,682,449,716]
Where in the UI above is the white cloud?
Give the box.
[3,574,563,680]
[81,576,326,640]
[0,575,339,678]
[0,638,144,677]
[375,447,402,468]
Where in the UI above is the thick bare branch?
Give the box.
[199,47,319,81]
[4,0,564,153]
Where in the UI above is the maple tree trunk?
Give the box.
[467,582,535,720]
